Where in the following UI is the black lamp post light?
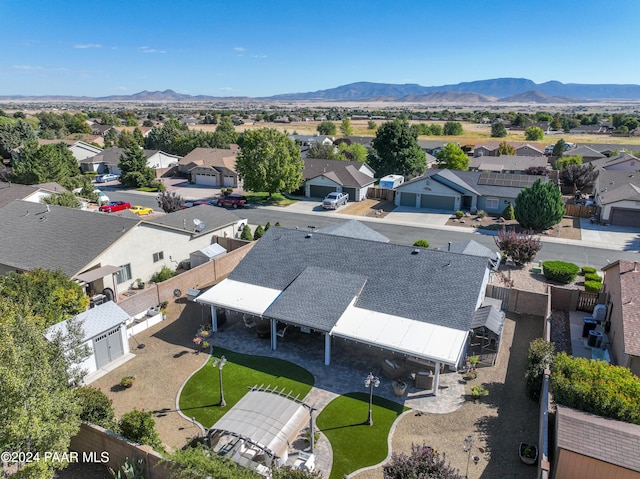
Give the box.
[212,355,227,407]
[364,372,380,426]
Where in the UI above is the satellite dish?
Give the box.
[193,218,201,225]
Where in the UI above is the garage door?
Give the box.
[223,175,235,187]
[310,185,336,198]
[93,327,124,369]
[343,187,356,202]
[195,174,218,186]
[400,192,417,207]
[610,208,640,227]
[420,194,455,210]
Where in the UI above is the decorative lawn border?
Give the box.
[316,392,407,479]
[178,347,314,428]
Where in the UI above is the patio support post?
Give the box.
[271,319,277,350]
[211,306,218,332]
[324,333,331,365]
[432,361,441,395]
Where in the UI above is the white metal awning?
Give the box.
[195,279,282,316]
[74,265,121,283]
[331,301,469,366]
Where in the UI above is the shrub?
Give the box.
[551,353,640,424]
[72,386,115,429]
[120,376,135,388]
[264,221,271,231]
[584,272,602,283]
[118,409,164,452]
[585,281,603,292]
[253,224,265,240]
[109,458,145,479]
[514,179,565,230]
[240,224,253,241]
[413,239,429,248]
[383,444,463,479]
[580,266,597,275]
[150,265,175,283]
[476,209,487,218]
[502,203,515,220]
[471,384,488,399]
[542,260,580,284]
[525,338,555,401]
[455,210,464,219]
[494,228,542,266]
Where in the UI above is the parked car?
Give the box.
[129,205,154,215]
[322,192,349,209]
[99,201,131,213]
[95,173,120,183]
[216,195,247,208]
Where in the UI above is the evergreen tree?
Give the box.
[253,224,265,240]
[491,122,507,138]
[368,119,426,177]
[240,224,253,241]
[119,146,155,188]
[514,179,565,230]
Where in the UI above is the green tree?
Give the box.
[118,409,164,452]
[367,120,377,130]
[167,444,260,479]
[436,143,469,170]
[253,224,265,240]
[306,142,338,160]
[368,119,426,177]
[337,142,368,162]
[157,191,185,213]
[42,191,82,208]
[119,146,155,188]
[236,128,303,197]
[240,224,253,241]
[132,126,145,147]
[212,116,238,148]
[0,119,37,158]
[0,300,89,477]
[552,138,567,157]
[491,122,507,138]
[316,121,337,136]
[340,118,354,136]
[72,387,116,429]
[11,141,78,185]
[443,121,463,136]
[560,163,598,190]
[67,113,92,134]
[553,155,582,170]
[497,141,516,156]
[525,126,544,141]
[427,124,443,135]
[116,130,139,149]
[145,119,190,153]
[514,179,565,230]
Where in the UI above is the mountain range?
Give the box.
[2,78,640,102]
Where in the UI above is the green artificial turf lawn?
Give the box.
[179,347,314,428]
[316,392,407,479]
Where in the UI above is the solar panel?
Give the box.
[478,172,539,187]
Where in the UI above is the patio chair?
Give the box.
[276,325,289,338]
[382,358,407,380]
[243,315,256,329]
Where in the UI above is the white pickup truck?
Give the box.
[322,192,349,209]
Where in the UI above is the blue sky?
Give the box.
[2,0,640,97]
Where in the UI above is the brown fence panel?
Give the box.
[564,204,596,218]
[367,187,395,201]
[577,290,600,312]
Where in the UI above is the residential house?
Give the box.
[593,170,640,226]
[316,219,389,242]
[115,126,153,138]
[177,146,240,187]
[553,405,640,479]
[563,145,606,163]
[90,124,116,137]
[601,260,640,375]
[0,181,65,208]
[591,151,640,171]
[196,226,499,395]
[68,140,103,162]
[0,200,246,299]
[417,140,449,156]
[79,147,181,174]
[469,155,548,174]
[289,135,334,147]
[302,158,375,201]
[568,124,612,134]
[473,142,544,157]
[394,169,548,213]
[581,143,640,157]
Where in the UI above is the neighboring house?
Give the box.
[79,147,180,174]
[90,124,116,136]
[473,142,544,157]
[469,155,548,174]
[0,181,65,208]
[562,145,606,163]
[394,169,547,213]
[115,126,153,138]
[68,140,103,162]
[601,260,640,375]
[178,146,240,187]
[417,140,449,156]
[593,170,640,226]
[591,152,640,171]
[302,158,375,201]
[568,124,611,134]
[444,240,500,271]
[553,405,640,479]
[0,200,246,300]
[581,143,640,157]
[316,219,390,242]
[45,301,132,383]
[289,135,333,147]
[196,226,498,395]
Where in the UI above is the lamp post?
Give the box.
[462,434,481,478]
[212,356,227,406]
[364,372,380,426]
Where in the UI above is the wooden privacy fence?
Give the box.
[577,290,600,312]
[565,204,596,218]
[367,187,395,201]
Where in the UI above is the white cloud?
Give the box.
[234,47,246,52]
[138,46,167,54]
[219,87,234,91]
[74,43,102,49]
[251,54,268,58]
[12,65,43,70]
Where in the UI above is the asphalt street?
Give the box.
[107,189,639,270]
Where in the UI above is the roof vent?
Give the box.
[305,233,312,239]
[412,249,420,255]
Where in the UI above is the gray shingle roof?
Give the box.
[0,182,65,208]
[316,220,389,242]
[446,240,498,260]
[264,266,367,331]
[591,151,638,170]
[470,155,548,172]
[303,159,375,187]
[143,205,243,236]
[229,227,489,331]
[597,170,640,204]
[0,200,139,276]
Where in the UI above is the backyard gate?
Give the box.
[486,285,510,311]
[577,291,599,312]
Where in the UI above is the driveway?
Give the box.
[579,218,640,251]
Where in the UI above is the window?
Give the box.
[153,251,164,263]
[485,197,499,210]
[115,264,132,284]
